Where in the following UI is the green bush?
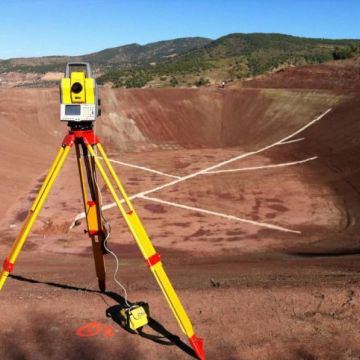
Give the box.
[170,77,178,87]
[333,44,359,60]
[194,77,210,87]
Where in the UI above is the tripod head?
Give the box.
[60,62,101,128]
[67,121,94,131]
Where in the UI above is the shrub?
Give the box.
[194,77,210,87]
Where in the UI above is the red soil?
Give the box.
[241,57,360,92]
[1,59,360,359]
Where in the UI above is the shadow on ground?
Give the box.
[8,274,198,359]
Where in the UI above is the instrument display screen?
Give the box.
[65,105,81,116]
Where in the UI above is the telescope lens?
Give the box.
[71,82,83,94]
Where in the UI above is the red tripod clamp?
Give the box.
[63,130,100,147]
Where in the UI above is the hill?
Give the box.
[1,33,360,88]
[97,33,360,87]
[0,37,211,74]
[241,56,360,91]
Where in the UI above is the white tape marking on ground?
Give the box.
[133,108,331,196]
[139,195,301,234]
[275,108,331,143]
[98,157,181,179]
[279,137,305,145]
[70,108,331,228]
[206,156,318,174]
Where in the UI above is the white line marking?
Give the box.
[70,108,331,229]
[98,157,181,179]
[132,108,331,195]
[206,156,318,174]
[140,195,301,234]
[279,137,305,145]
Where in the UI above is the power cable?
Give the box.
[87,125,132,308]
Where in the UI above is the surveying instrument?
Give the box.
[0,63,205,360]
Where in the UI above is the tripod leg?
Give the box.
[91,235,106,292]
[0,145,72,290]
[96,143,134,211]
[86,143,205,360]
[75,143,106,291]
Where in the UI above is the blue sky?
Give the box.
[0,0,359,59]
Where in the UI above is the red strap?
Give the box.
[146,253,161,267]
[88,230,99,236]
[87,200,96,207]
[3,258,14,273]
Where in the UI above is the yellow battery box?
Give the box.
[120,303,149,332]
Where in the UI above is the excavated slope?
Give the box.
[1,59,360,255]
[0,87,340,218]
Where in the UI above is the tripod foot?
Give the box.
[189,335,205,360]
[98,278,106,292]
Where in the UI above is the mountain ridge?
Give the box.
[1,33,359,88]
[0,37,212,72]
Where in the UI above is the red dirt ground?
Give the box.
[1,59,360,360]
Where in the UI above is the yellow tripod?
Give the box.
[0,128,205,360]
